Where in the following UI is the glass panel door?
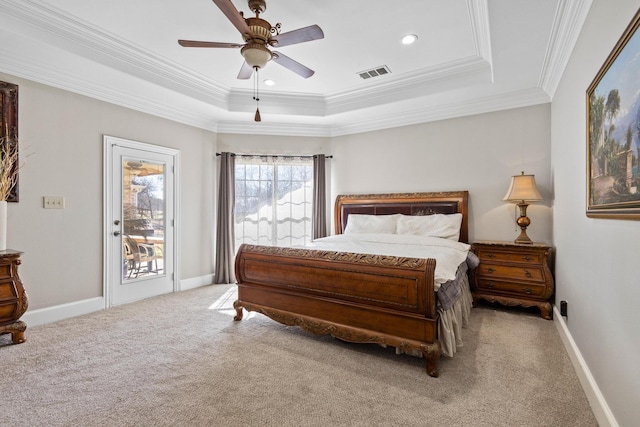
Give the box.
[106,136,176,307]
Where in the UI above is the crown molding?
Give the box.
[216,120,331,137]
[467,0,494,67]
[328,87,551,137]
[216,87,550,137]
[0,44,221,133]
[538,0,593,97]
[1,32,548,139]
[1,0,229,108]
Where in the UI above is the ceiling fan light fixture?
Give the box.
[241,43,273,69]
[401,34,418,45]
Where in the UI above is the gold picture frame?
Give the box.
[587,8,640,219]
[0,80,19,202]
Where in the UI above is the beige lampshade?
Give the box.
[503,172,543,202]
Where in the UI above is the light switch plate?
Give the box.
[43,196,65,209]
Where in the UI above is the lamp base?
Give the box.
[514,229,533,244]
[514,201,533,244]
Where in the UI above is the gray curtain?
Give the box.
[312,154,327,239]
[214,152,236,284]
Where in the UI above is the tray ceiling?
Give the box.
[0,0,592,136]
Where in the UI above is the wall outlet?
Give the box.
[43,196,65,209]
[560,300,568,318]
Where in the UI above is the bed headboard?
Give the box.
[334,191,469,243]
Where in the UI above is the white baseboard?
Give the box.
[21,275,215,327]
[21,297,105,327]
[553,305,618,427]
[179,274,214,291]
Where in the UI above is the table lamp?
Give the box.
[503,171,543,244]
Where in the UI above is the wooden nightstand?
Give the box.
[0,250,28,344]
[471,241,554,319]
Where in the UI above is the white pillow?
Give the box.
[396,213,463,241]
[343,214,399,234]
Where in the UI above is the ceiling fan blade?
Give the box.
[272,52,315,78]
[271,25,324,48]
[212,0,253,39]
[178,40,243,48]
[237,61,254,79]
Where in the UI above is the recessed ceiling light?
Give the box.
[401,34,418,45]
[264,79,276,86]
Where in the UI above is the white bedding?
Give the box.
[309,233,471,290]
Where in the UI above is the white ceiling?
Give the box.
[0,0,592,137]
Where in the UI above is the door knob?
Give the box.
[113,231,121,236]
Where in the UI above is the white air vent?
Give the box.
[357,65,391,80]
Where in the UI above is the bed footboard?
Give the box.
[234,244,442,377]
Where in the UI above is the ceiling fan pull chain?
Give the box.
[253,66,261,122]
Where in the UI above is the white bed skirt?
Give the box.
[395,275,473,359]
[438,275,473,357]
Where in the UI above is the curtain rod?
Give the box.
[216,153,332,159]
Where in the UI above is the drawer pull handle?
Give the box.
[523,255,532,261]
[486,267,495,273]
[487,282,494,289]
[523,287,532,294]
[524,269,532,278]
[486,253,495,258]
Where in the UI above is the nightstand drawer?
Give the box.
[476,279,547,298]
[476,264,545,282]
[475,248,543,265]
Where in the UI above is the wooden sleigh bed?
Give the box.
[233,191,470,377]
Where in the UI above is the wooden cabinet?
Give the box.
[471,241,554,319]
[0,250,28,343]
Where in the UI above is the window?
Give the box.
[234,156,313,250]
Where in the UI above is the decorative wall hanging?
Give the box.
[0,80,19,203]
[587,8,640,219]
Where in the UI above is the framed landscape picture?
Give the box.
[587,8,640,219]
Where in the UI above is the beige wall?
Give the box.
[3,72,217,310]
[552,0,639,425]
[331,104,553,244]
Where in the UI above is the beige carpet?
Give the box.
[0,284,597,427]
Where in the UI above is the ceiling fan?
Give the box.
[178,0,324,80]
